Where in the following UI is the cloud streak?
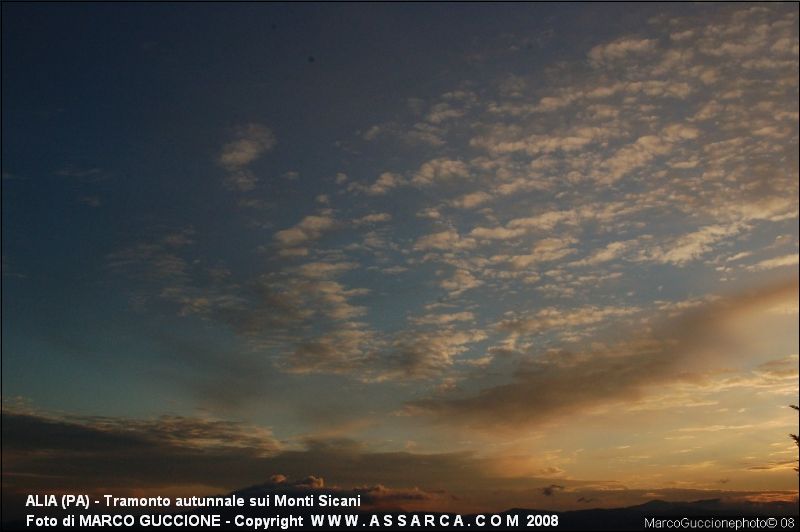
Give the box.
[411,278,799,430]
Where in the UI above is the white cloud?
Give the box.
[451,191,492,209]
[572,240,637,267]
[297,262,358,279]
[412,158,470,186]
[588,38,658,64]
[389,328,487,377]
[219,124,275,169]
[469,226,527,241]
[414,229,476,251]
[599,124,699,183]
[507,211,579,231]
[218,123,276,192]
[746,253,799,272]
[500,238,577,270]
[410,312,475,326]
[498,305,640,335]
[365,172,403,195]
[440,269,482,295]
[354,212,392,226]
[641,225,741,266]
[274,215,337,248]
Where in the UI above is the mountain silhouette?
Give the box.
[4,485,797,531]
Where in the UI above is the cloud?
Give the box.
[411,279,799,429]
[5,407,799,518]
[500,238,577,270]
[278,247,309,258]
[470,127,606,156]
[410,312,475,326]
[223,169,259,191]
[218,124,276,169]
[79,195,102,207]
[99,5,800,416]
[497,305,640,336]
[600,124,699,183]
[353,212,392,226]
[746,253,799,272]
[439,269,482,296]
[347,172,405,196]
[572,240,637,267]
[414,229,476,251]
[109,234,381,387]
[6,9,799,527]
[233,476,449,511]
[469,226,527,241]
[286,326,375,374]
[588,38,658,64]
[218,123,275,191]
[274,214,337,249]
[426,103,465,124]
[542,484,565,496]
[0,409,477,511]
[507,210,577,230]
[368,172,403,195]
[387,328,487,378]
[107,229,195,284]
[56,165,106,181]
[640,224,741,265]
[297,261,358,279]
[470,210,580,242]
[275,212,390,251]
[362,121,447,147]
[451,191,492,210]
[411,158,470,186]
[3,410,280,459]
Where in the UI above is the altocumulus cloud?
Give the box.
[218,123,276,192]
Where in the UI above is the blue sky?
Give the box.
[2,2,798,513]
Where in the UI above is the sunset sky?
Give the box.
[2,2,798,515]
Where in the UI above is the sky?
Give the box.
[2,2,799,516]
